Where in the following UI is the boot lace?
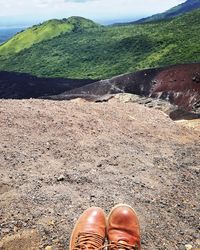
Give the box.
[73,232,105,250]
[106,241,139,250]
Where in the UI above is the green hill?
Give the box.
[0,16,99,55]
[135,0,200,24]
[0,10,199,79]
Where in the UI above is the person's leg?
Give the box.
[107,204,141,250]
[70,207,106,250]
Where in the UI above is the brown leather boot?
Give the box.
[69,207,106,250]
[107,204,141,250]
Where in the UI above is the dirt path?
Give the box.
[0,99,199,250]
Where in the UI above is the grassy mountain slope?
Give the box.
[0,16,99,55]
[135,0,200,24]
[0,10,199,79]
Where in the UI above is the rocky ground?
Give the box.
[0,98,199,250]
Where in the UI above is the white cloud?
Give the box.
[0,0,186,24]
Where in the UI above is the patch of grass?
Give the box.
[0,17,99,55]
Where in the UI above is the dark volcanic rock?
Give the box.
[62,68,159,97]
[51,63,200,114]
[1,64,200,118]
[169,108,200,120]
[0,71,96,99]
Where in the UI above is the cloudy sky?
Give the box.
[0,0,186,27]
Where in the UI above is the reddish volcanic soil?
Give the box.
[151,64,200,111]
[0,99,199,250]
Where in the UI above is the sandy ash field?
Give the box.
[0,98,200,250]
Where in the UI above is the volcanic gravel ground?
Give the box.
[0,99,199,250]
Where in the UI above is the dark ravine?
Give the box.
[0,71,96,99]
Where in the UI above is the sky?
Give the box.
[0,0,186,27]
